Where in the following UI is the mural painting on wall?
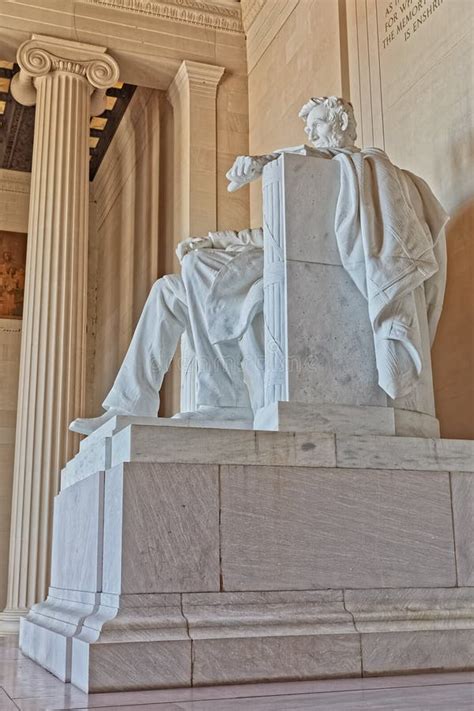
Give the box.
[0,231,26,319]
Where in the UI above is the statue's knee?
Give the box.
[150,277,165,295]
[180,249,201,277]
[149,276,173,301]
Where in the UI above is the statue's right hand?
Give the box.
[226,155,268,191]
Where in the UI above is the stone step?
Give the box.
[62,417,474,491]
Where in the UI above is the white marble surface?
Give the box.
[20,619,70,683]
[344,587,474,632]
[62,421,474,492]
[182,590,356,638]
[71,592,190,692]
[3,628,474,711]
[18,424,474,692]
[285,258,388,407]
[451,472,474,586]
[19,589,99,682]
[254,401,440,437]
[220,464,456,590]
[102,462,220,594]
[192,634,361,686]
[360,629,474,677]
[51,472,104,592]
[110,424,337,471]
[336,435,474,471]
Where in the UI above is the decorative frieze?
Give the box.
[240,0,266,33]
[86,0,244,34]
[0,170,30,195]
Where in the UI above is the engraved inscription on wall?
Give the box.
[382,0,444,49]
[0,231,26,319]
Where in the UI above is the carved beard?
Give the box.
[312,124,347,149]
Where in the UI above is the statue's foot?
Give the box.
[69,408,128,436]
[172,405,254,422]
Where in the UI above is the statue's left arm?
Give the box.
[208,228,264,250]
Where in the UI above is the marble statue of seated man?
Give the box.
[71,96,448,436]
[70,227,265,435]
[70,96,360,436]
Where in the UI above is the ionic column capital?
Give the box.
[11,34,120,112]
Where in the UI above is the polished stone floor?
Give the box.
[0,635,473,710]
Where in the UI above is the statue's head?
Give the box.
[299,96,357,149]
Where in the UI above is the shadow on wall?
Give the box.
[432,197,474,440]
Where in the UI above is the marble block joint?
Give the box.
[19,420,474,692]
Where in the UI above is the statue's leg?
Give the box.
[102,274,189,416]
[241,310,265,412]
[180,249,252,411]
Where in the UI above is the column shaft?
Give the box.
[9,71,89,613]
[0,35,119,630]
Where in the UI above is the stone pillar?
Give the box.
[167,60,225,242]
[0,35,119,632]
[166,60,225,414]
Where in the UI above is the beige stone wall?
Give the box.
[0,318,21,611]
[242,0,348,224]
[88,88,161,416]
[89,34,250,417]
[0,170,29,609]
[347,0,474,438]
[215,27,251,233]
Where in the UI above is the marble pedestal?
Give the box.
[19,419,474,692]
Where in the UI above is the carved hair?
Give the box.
[299,96,357,146]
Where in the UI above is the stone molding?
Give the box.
[167,60,225,104]
[11,35,120,108]
[0,319,22,333]
[59,418,474,491]
[86,0,244,34]
[240,0,266,33]
[0,169,30,195]
[166,58,225,241]
[245,0,300,72]
[20,585,474,689]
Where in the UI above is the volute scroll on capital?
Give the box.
[11,35,120,112]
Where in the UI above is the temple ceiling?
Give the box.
[0,60,136,180]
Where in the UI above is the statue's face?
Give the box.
[304,104,334,147]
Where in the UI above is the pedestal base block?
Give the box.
[254,401,440,437]
[19,423,474,691]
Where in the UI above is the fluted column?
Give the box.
[0,35,119,631]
